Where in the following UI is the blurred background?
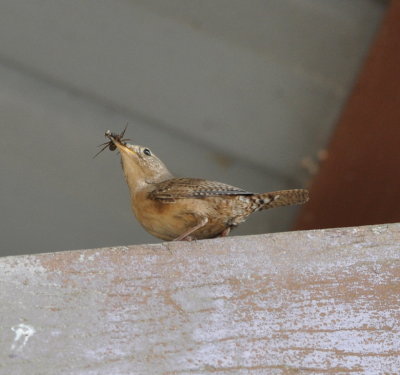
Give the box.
[0,0,388,256]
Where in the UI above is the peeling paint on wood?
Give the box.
[1,224,400,374]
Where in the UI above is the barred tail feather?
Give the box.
[253,189,309,211]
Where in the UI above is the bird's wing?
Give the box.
[148,178,253,201]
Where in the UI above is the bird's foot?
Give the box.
[172,234,195,241]
[174,235,194,242]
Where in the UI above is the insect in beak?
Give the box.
[93,123,131,158]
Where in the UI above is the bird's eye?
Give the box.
[143,148,152,156]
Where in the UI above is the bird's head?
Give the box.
[105,130,172,192]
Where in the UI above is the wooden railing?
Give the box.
[1,223,399,374]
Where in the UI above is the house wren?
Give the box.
[100,129,309,241]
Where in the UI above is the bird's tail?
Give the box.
[252,189,309,211]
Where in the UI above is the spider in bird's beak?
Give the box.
[93,123,130,158]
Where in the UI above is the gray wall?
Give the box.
[0,0,386,256]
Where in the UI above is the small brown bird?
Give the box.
[101,130,309,241]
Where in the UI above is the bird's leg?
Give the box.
[173,217,208,241]
[218,227,231,237]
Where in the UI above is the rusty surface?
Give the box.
[296,0,400,230]
[1,224,400,374]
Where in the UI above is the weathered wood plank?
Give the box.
[1,224,400,374]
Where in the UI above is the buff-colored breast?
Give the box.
[131,191,252,241]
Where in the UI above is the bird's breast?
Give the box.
[131,192,198,240]
[131,191,252,240]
